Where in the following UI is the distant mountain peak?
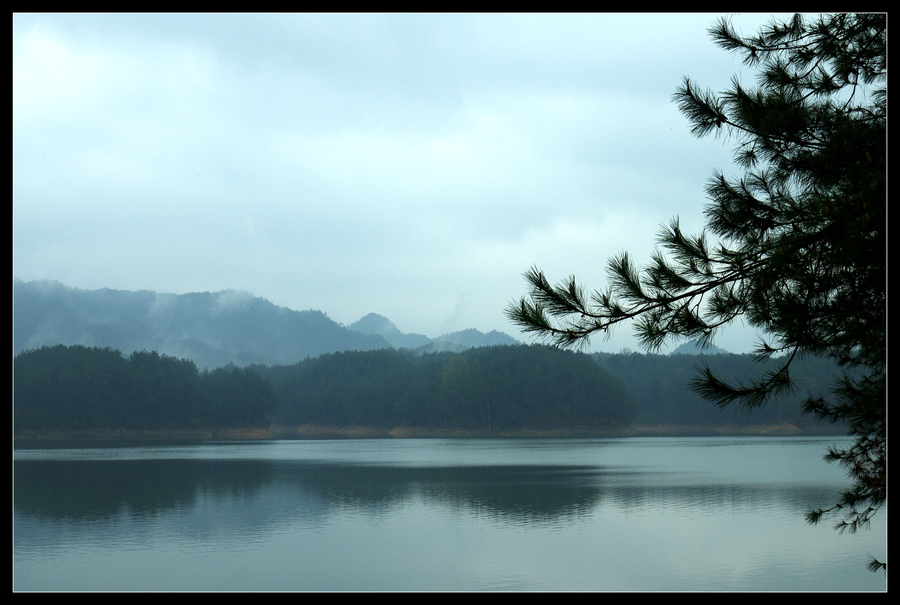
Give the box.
[349,313,400,336]
[669,340,731,356]
[349,313,520,351]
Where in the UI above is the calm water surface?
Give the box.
[14,437,887,591]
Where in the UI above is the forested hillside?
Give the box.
[14,343,844,436]
[14,344,635,433]
[594,351,842,429]
[257,345,635,430]
[14,345,276,430]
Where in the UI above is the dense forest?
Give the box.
[594,351,843,429]
[14,344,633,432]
[14,343,845,434]
[255,345,635,430]
[13,345,277,430]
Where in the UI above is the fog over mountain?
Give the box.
[14,280,520,369]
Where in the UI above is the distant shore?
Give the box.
[13,421,844,446]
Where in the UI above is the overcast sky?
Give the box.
[13,13,794,354]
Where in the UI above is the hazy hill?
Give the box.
[669,340,731,355]
[13,279,391,369]
[425,328,520,351]
[348,313,520,352]
[348,313,432,349]
[14,280,521,369]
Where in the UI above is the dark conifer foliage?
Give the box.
[14,345,276,430]
[265,345,636,430]
[594,350,844,429]
[506,14,885,569]
[14,344,636,433]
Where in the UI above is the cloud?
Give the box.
[14,13,787,353]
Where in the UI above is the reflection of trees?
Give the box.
[13,459,278,521]
[310,464,606,525]
[15,458,839,530]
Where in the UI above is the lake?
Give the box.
[13,436,887,591]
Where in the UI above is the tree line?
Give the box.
[14,345,277,430]
[255,345,636,430]
[14,344,639,432]
[15,343,847,434]
[594,350,843,429]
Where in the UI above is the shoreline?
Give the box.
[13,422,843,446]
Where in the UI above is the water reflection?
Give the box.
[14,439,886,591]
[15,457,841,528]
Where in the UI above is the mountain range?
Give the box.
[348,312,518,353]
[13,279,520,369]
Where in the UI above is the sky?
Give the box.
[13,12,795,354]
